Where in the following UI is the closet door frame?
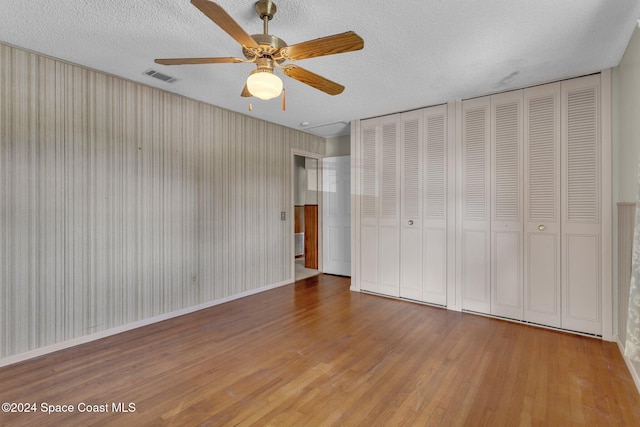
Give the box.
[352,71,613,341]
[601,70,612,342]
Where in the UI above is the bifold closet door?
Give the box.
[523,82,562,328]
[423,106,448,305]
[359,120,379,293]
[461,97,491,313]
[490,90,524,320]
[399,105,448,305]
[359,115,400,297]
[561,75,601,335]
[400,110,423,301]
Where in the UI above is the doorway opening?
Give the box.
[293,154,320,280]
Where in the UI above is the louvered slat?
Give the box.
[381,122,398,218]
[425,113,446,219]
[494,101,520,221]
[464,107,487,220]
[528,94,557,221]
[361,127,377,218]
[402,118,420,218]
[566,88,598,222]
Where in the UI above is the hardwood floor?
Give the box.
[1,274,639,426]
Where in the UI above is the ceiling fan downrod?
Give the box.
[255,0,277,35]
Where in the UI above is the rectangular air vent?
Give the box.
[144,69,177,83]
[304,121,350,138]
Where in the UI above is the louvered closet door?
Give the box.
[378,115,401,297]
[561,75,601,335]
[461,96,491,313]
[423,105,448,305]
[359,119,379,293]
[490,90,523,320]
[400,110,423,301]
[524,83,561,328]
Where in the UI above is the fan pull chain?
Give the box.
[282,88,286,111]
[248,103,253,111]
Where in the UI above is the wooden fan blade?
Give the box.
[191,0,259,49]
[283,65,344,95]
[155,57,244,65]
[241,84,252,97]
[278,31,364,61]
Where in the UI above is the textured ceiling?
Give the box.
[2,1,640,138]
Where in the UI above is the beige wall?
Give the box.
[614,27,640,203]
[0,43,325,360]
[294,155,306,205]
[612,25,640,378]
[325,135,350,157]
[293,156,318,206]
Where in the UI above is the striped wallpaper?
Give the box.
[0,43,325,359]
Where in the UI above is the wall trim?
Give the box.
[601,68,614,341]
[0,279,294,369]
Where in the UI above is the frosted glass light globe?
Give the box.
[246,70,283,100]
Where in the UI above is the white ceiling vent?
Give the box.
[144,69,177,83]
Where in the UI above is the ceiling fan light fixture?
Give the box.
[246,69,283,100]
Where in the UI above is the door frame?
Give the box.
[290,149,324,281]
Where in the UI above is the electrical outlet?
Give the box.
[281,211,286,221]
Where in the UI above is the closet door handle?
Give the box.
[408,220,414,225]
[538,224,545,231]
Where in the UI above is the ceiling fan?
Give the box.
[155,0,364,103]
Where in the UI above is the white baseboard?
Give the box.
[0,278,293,368]
[617,339,640,394]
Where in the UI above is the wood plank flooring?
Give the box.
[1,274,639,426]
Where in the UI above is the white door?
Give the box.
[561,75,601,335]
[524,82,561,328]
[490,90,524,320]
[359,121,379,293]
[422,106,448,306]
[400,110,424,301]
[461,96,491,314]
[358,114,400,297]
[378,115,401,297]
[322,156,351,276]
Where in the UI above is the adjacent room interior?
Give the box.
[2,1,640,425]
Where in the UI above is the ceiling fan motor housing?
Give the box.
[243,34,287,62]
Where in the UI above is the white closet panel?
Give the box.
[561,75,601,335]
[423,106,448,305]
[379,116,401,297]
[359,121,379,293]
[359,115,400,297]
[461,97,491,313]
[400,110,423,301]
[490,90,523,320]
[524,83,561,327]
